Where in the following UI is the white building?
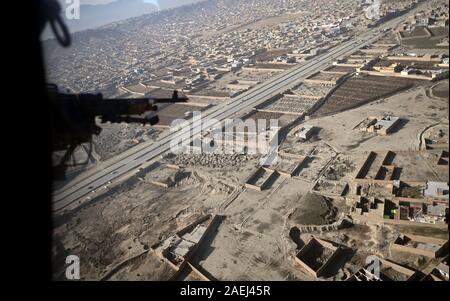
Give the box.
[295,125,315,141]
[423,181,449,199]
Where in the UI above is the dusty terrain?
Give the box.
[52,75,448,280]
[53,166,241,280]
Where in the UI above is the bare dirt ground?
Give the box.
[307,82,448,154]
[92,123,160,161]
[52,167,239,280]
[289,193,338,226]
[431,80,449,99]
[201,12,306,40]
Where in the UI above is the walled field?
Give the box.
[324,66,356,73]
[250,63,292,71]
[292,82,333,98]
[400,27,430,39]
[387,59,441,70]
[236,69,277,82]
[307,72,344,82]
[312,75,417,116]
[257,95,319,116]
[156,103,206,127]
[243,110,297,127]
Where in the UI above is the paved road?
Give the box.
[52,12,416,212]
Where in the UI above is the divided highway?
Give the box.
[52,14,413,212]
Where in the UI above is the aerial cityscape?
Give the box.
[47,0,449,282]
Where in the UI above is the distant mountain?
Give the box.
[158,0,205,10]
[42,0,158,40]
[42,0,206,40]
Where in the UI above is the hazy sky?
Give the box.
[80,0,184,5]
[79,0,117,4]
[44,0,203,39]
[67,1,203,10]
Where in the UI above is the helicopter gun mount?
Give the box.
[49,84,188,179]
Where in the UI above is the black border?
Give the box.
[8,1,449,296]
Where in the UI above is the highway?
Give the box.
[52,11,416,212]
